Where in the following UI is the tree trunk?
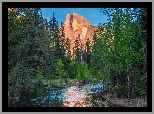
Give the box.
[127,65,130,98]
[116,56,118,84]
[64,76,68,84]
[108,71,111,98]
[115,48,118,84]
[59,76,62,85]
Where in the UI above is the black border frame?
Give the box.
[3,2,152,112]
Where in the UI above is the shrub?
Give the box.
[76,63,91,82]
[67,79,72,87]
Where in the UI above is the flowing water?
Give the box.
[22,81,120,107]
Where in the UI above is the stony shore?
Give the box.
[101,93,147,107]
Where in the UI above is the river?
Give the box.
[22,81,120,107]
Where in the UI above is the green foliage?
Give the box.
[8,9,56,104]
[54,59,65,85]
[90,8,147,98]
[29,89,34,93]
[36,73,43,84]
[98,69,107,79]
[55,76,58,79]
[62,55,72,78]
[76,63,84,81]
[8,11,22,50]
[140,90,147,97]
[8,10,23,72]
[76,63,91,81]
[112,83,120,91]
[91,78,98,84]
[55,59,64,77]
[8,65,34,95]
[67,79,72,87]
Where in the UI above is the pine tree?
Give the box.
[8,8,22,72]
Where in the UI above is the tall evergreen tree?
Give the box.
[8,8,22,72]
[90,8,147,98]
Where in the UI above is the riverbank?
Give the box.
[35,79,148,107]
[8,79,147,107]
[101,93,147,107]
[42,78,78,89]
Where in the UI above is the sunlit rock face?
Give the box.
[62,86,93,107]
[59,13,98,57]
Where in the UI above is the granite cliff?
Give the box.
[59,13,98,57]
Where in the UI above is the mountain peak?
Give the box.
[59,13,98,58]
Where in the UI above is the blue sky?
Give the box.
[41,8,109,27]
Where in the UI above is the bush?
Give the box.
[54,59,65,78]
[140,90,147,97]
[67,79,72,87]
[76,63,91,82]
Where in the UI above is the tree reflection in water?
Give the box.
[62,86,93,107]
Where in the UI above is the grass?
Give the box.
[28,76,81,91]
[41,78,78,88]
